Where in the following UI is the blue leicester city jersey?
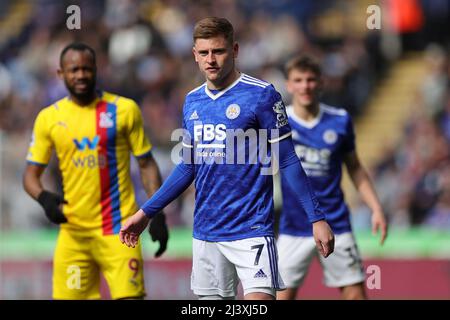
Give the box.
[279,104,355,236]
[182,73,292,241]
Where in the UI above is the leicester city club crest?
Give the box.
[226,104,240,119]
[323,129,338,144]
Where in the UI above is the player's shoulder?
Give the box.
[101,91,143,120]
[239,73,271,90]
[320,103,349,117]
[320,103,352,130]
[101,91,138,108]
[239,73,281,106]
[186,82,207,98]
[37,96,68,119]
[320,103,351,121]
[239,73,278,97]
[184,83,207,113]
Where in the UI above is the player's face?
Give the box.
[286,69,322,108]
[58,49,96,101]
[193,36,238,88]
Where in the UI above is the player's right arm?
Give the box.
[23,163,45,200]
[23,109,67,224]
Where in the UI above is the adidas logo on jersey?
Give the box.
[189,110,199,120]
[254,269,267,279]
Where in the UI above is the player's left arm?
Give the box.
[344,151,388,245]
[255,85,334,257]
[277,137,335,258]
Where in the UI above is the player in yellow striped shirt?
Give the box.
[23,42,168,299]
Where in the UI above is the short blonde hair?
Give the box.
[285,55,321,78]
[193,17,234,45]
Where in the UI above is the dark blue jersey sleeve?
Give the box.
[278,137,325,223]
[342,114,356,154]
[255,85,292,143]
[141,162,195,218]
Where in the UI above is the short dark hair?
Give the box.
[284,55,321,78]
[193,17,234,45]
[60,42,96,67]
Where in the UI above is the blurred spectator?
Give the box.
[372,45,450,229]
[421,43,448,118]
[423,164,450,230]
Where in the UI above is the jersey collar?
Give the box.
[204,73,243,101]
[287,104,324,129]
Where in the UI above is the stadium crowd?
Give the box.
[0,0,448,231]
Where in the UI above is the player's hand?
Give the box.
[312,219,335,258]
[372,209,388,245]
[37,190,68,224]
[120,209,150,248]
[148,212,169,258]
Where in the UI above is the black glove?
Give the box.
[148,212,169,258]
[37,190,68,224]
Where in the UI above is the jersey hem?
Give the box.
[193,231,274,242]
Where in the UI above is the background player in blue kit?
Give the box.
[277,56,388,300]
[119,17,334,300]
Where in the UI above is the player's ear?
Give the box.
[57,68,64,80]
[192,46,198,62]
[233,42,239,58]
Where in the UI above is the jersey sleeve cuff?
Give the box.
[309,215,326,223]
[26,160,48,167]
[141,207,158,219]
[134,149,153,159]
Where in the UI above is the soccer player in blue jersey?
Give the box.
[276,56,388,300]
[120,17,334,300]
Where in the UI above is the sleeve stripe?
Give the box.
[242,74,269,86]
[134,149,153,159]
[240,79,267,88]
[268,131,292,144]
[26,160,48,167]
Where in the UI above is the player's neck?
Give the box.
[206,70,240,91]
[69,92,97,106]
[293,101,320,121]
